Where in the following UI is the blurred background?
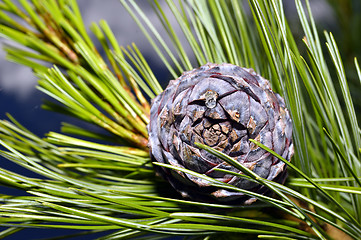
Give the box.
[0,0,343,137]
[0,0,359,239]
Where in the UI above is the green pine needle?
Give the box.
[0,0,360,239]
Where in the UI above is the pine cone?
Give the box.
[148,63,293,204]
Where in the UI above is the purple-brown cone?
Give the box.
[148,63,293,204]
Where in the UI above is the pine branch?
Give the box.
[0,0,153,149]
[0,0,360,239]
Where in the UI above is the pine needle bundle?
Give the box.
[0,0,360,239]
